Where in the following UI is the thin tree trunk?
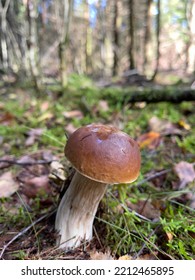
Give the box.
[143,0,153,74]
[128,0,135,70]
[26,0,43,91]
[113,0,120,76]
[84,1,92,75]
[59,0,73,88]
[103,87,195,103]
[0,0,11,69]
[151,0,161,81]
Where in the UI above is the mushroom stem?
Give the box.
[55,171,107,249]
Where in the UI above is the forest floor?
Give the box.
[0,74,195,260]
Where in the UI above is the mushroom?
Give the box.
[55,123,141,249]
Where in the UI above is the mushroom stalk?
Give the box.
[55,171,107,249]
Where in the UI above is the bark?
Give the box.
[103,87,195,103]
[0,0,11,69]
[143,0,153,73]
[59,0,73,88]
[113,0,120,76]
[26,0,43,91]
[128,0,135,70]
[84,1,92,75]
[151,0,161,80]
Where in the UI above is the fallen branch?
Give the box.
[0,159,53,168]
[102,87,195,103]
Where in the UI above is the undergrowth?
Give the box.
[0,74,195,259]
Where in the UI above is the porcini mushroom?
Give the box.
[55,124,141,249]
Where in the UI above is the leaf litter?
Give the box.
[0,84,195,260]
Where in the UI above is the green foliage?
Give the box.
[176,134,195,154]
[161,205,195,260]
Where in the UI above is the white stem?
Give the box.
[55,171,107,249]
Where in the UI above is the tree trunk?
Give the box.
[103,87,195,103]
[113,0,120,76]
[128,0,135,70]
[26,0,43,92]
[187,0,195,74]
[84,0,92,75]
[0,0,11,70]
[151,0,161,80]
[143,0,153,74]
[59,0,73,88]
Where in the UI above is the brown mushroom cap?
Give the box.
[65,124,141,184]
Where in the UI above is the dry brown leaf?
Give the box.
[126,200,161,220]
[63,110,84,119]
[118,255,132,260]
[25,128,45,146]
[166,232,174,241]
[174,161,195,189]
[49,161,66,181]
[0,112,15,125]
[21,175,51,198]
[0,171,19,197]
[38,112,54,122]
[98,100,109,112]
[65,123,77,135]
[137,131,161,149]
[119,252,158,260]
[178,119,191,130]
[0,155,15,169]
[89,250,113,260]
[40,101,50,112]
[135,252,158,260]
[149,116,182,135]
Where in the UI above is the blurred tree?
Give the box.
[0,0,10,69]
[26,0,43,91]
[113,0,120,76]
[151,0,161,80]
[128,0,135,70]
[143,0,153,74]
[59,0,73,88]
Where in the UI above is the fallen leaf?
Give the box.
[21,175,51,198]
[126,199,161,221]
[17,155,36,164]
[0,112,15,125]
[174,161,195,189]
[135,252,158,260]
[0,171,19,197]
[65,123,77,135]
[38,112,54,122]
[166,232,174,241]
[178,119,191,130]
[119,252,158,260]
[119,255,131,260]
[89,250,113,260]
[63,110,84,119]
[40,101,50,112]
[137,131,161,149]
[98,100,109,112]
[49,161,66,181]
[149,116,182,135]
[25,128,45,146]
[0,155,15,169]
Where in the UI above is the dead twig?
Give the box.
[133,168,171,187]
[0,159,53,167]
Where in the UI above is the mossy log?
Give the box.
[102,87,195,103]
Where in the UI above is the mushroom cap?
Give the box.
[65,124,141,184]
